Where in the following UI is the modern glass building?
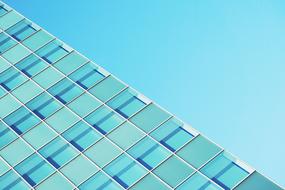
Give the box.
[0,2,283,190]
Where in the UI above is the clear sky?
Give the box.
[3,0,285,187]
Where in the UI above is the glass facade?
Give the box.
[0,2,283,190]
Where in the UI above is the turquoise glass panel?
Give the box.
[0,157,10,176]
[130,174,170,190]
[0,170,30,190]
[0,66,28,91]
[0,32,17,53]
[33,67,64,89]
[0,5,8,16]
[0,56,11,73]
[22,30,53,51]
[11,80,43,103]
[0,10,23,30]
[36,172,74,190]
[2,43,30,64]
[6,19,37,41]
[0,93,21,118]
[0,121,17,150]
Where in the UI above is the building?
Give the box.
[0,2,283,190]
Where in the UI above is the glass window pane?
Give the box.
[2,43,30,65]
[130,174,170,190]
[67,92,101,117]
[0,5,8,16]
[53,51,88,75]
[0,157,10,176]
[130,103,171,133]
[153,155,195,188]
[107,88,148,119]
[0,93,21,118]
[200,151,250,190]
[177,135,222,169]
[90,75,126,102]
[85,138,121,168]
[0,10,23,30]
[0,56,11,73]
[6,19,37,41]
[69,62,105,89]
[0,138,33,166]
[36,172,74,190]
[60,155,98,185]
[45,107,80,133]
[15,153,54,187]
[150,118,195,152]
[48,78,83,105]
[79,171,123,190]
[62,121,102,152]
[33,67,64,89]
[0,170,30,190]
[4,106,41,135]
[0,67,28,91]
[39,137,78,169]
[0,32,17,53]
[104,154,147,189]
[128,137,171,170]
[22,123,57,150]
[22,30,53,51]
[36,40,69,64]
[15,54,48,78]
[107,121,144,150]
[0,121,17,150]
[177,172,222,190]
[85,105,125,135]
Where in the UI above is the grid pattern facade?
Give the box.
[0,2,283,190]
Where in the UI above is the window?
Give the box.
[150,118,195,152]
[36,172,74,190]
[6,19,37,41]
[0,56,11,73]
[0,93,21,118]
[85,138,121,168]
[128,137,170,170]
[0,10,23,30]
[107,122,144,150]
[69,62,105,89]
[200,151,251,190]
[153,155,194,188]
[33,66,64,89]
[177,172,222,190]
[85,105,125,135]
[60,155,98,185]
[26,92,62,119]
[130,103,171,133]
[130,174,170,190]
[15,54,48,78]
[0,5,8,16]
[4,106,41,135]
[0,157,10,176]
[80,171,123,190]
[90,75,126,102]
[36,39,69,64]
[39,137,78,169]
[107,88,148,119]
[0,66,28,91]
[0,32,17,53]
[62,121,102,152]
[104,154,147,189]
[0,170,30,190]
[0,121,17,150]
[177,135,222,169]
[48,78,83,104]
[22,30,53,51]
[15,153,54,187]
[2,43,30,64]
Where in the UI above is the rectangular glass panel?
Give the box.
[32,67,64,89]
[22,29,53,51]
[0,32,17,53]
[0,67,28,91]
[0,93,21,118]
[6,19,37,41]
[130,174,170,190]
[0,10,23,30]
[0,170,30,190]
[0,121,17,150]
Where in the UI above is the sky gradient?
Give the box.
[3,0,285,187]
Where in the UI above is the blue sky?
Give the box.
[4,0,285,187]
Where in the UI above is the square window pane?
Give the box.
[90,75,126,102]
[69,62,105,89]
[128,137,171,170]
[130,103,171,133]
[150,118,195,152]
[39,137,78,169]
[85,138,121,168]
[22,123,57,150]
[130,174,170,190]
[85,105,125,135]
[200,151,250,190]
[177,135,222,169]
[60,155,98,185]
[153,155,195,187]
[62,121,102,152]
[107,121,144,150]
[0,138,33,166]
[67,92,101,117]
[0,32,17,53]
[15,153,54,187]
[33,67,64,89]
[107,88,148,119]
[0,170,30,190]
[0,66,28,91]
[0,93,21,118]
[0,10,23,30]
[35,172,74,190]
[22,30,53,51]
[45,107,80,133]
[48,78,83,105]
[104,154,147,189]
[2,43,30,64]
[0,121,17,150]
[6,19,37,41]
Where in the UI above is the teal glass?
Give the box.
[130,174,170,190]
[0,121,17,150]
[22,29,53,51]
[0,32,17,53]
[0,170,30,190]
[0,93,21,118]
[0,10,23,30]
[0,56,11,74]
[6,19,37,42]
[32,66,64,89]
[36,172,74,190]
[0,5,8,16]
[0,67,28,91]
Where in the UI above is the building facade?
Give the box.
[0,2,283,190]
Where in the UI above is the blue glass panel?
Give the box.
[6,19,37,41]
[0,121,17,150]
[26,92,62,119]
[39,137,78,169]
[0,32,17,53]
[0,5,8,16]
[48,78,83,104]
[69,63,105,89]
[0,170,30,190]
[14,54,48,77]
[0,67,27,91]
[15,153,54,187]
[4,106,41,135]
[62,121,102,152]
